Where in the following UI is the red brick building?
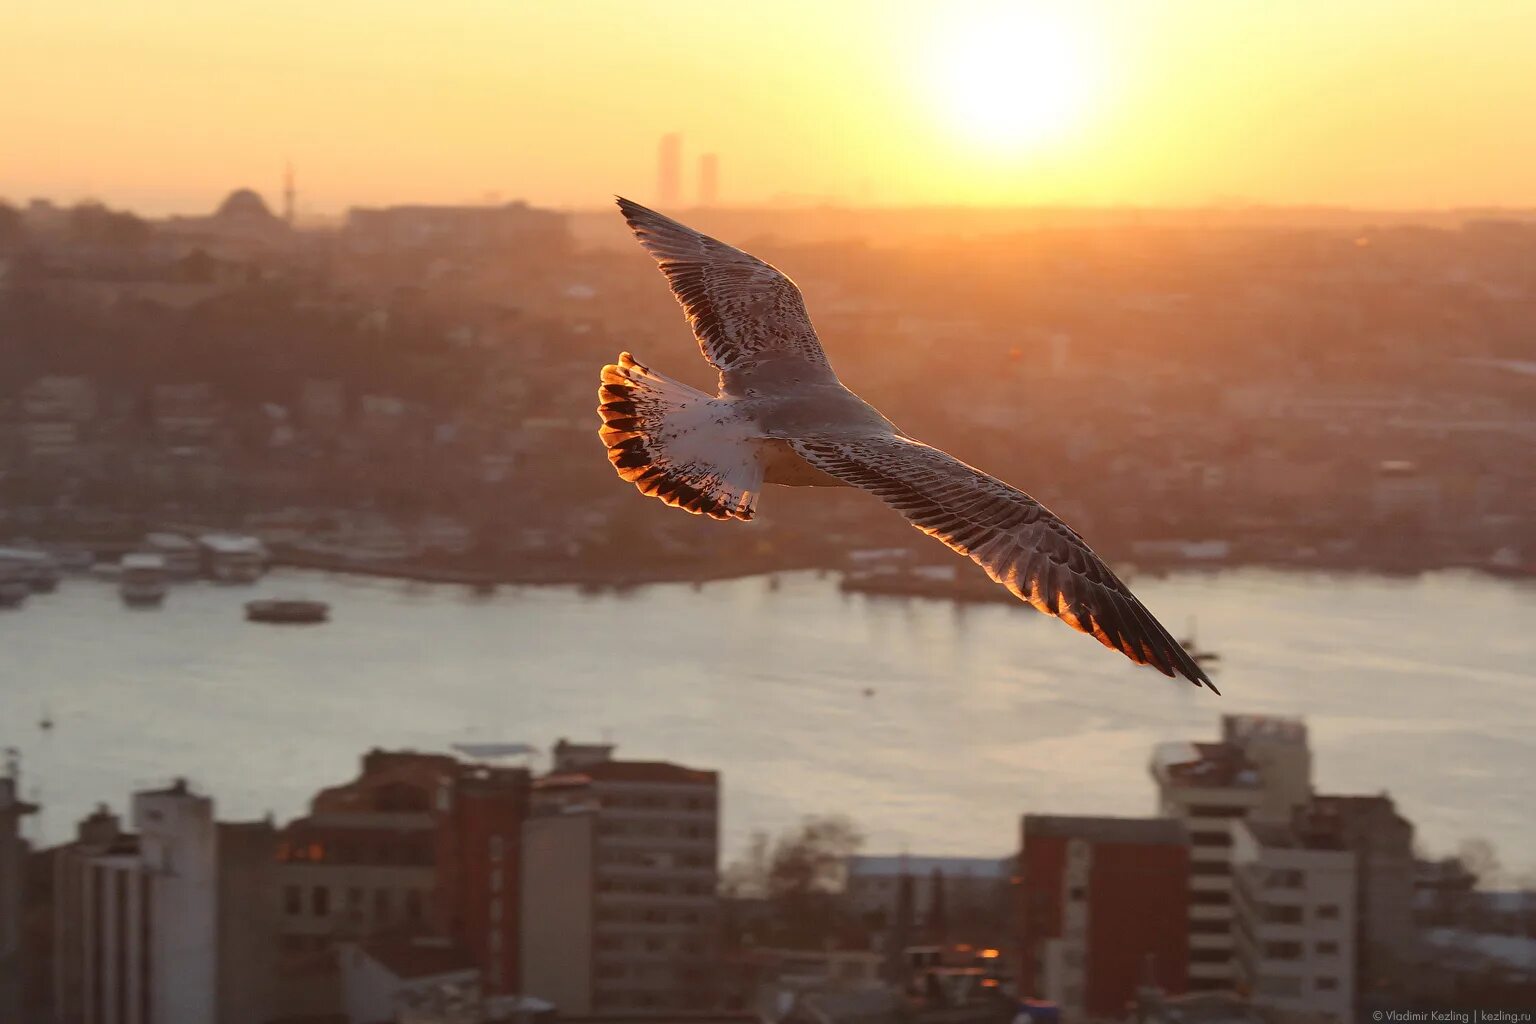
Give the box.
[274,749,530,1002]
[1018,815,1190,1019]
[434,761,530,994]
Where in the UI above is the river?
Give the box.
[3,567,1532,874]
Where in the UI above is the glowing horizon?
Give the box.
[5,1,1536,218]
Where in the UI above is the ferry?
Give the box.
[141,532,201,580]
[0,547,60,593]
[245,599,329,624]
[0,560,30,608]
[198,533,269,583]
[120,553,170,607]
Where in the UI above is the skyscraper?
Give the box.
[657,133,682,206]
[698,153,718,206]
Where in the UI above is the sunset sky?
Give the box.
[5,0,1534,217]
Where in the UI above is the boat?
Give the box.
[141,532,201,580]
[120,553,169,607]
[1178,618,1222,670]
[0,547,61,593]
[0,561,29,608]
[245,599,329,624]
[198,532,269,583]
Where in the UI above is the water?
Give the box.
[3,568,1533,874]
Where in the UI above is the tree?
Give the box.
[721,814,864,948]
[1458,838,1503,889]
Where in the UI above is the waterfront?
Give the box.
[3,567,1533,871]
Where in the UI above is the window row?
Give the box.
[594,906,708,926]
[277,838,433,867]
[282,884,427,923]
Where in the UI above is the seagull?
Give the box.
[599,198,1217,692]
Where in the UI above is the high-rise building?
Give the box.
[1231,817,1356,1019]
[1307,794,1416,1000]
[1149,715,1311,991]
[1,757,38,1024]
[657,133,683,206]
[49,780,222,1024]
[1018,815,1190,1020]
[433,760,530,995]
[520,741,719,1015]
[698,153,719,206]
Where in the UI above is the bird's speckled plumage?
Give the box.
[598,197,1217,691]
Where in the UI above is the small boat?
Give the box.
[120,553,169,607]
[245,599,329,624]
[142,532,201,580]
[198,533,270,583]
[0,547,60,593]
[1179,617,1222,670]
[0,575,29,609]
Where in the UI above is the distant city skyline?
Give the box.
[6,1,1536,216]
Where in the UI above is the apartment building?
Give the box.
[1018,815,1190,1021]
[49,781,222,1024]
[521,742,719,1015]
[1231,818,1356,1020]
[1149,715,1311,991]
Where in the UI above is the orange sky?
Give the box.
[4,1,1534,217]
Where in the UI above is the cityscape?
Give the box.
[3,714,1533,1024]
[6,1,1536,1021]
[1,172,1533,594]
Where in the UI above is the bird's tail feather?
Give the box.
[598,352,762,521]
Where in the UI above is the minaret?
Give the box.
[282,162,296,226]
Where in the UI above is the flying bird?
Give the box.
[598,198,1217,692]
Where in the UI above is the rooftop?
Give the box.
[1151,740,1262,789]
[1023,814,1188,846]
[1221,714,1307,747]
[539,760,717,787]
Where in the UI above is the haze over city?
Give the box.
[9,0,1536,215]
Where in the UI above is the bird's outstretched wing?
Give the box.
[790,434,1217,690]
[616,197,834,384]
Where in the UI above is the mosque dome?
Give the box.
[215,188,275,220]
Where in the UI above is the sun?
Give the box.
[927,7,1099,153]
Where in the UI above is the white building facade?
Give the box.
[1150,715,1312,991]
[59,781,218,1024]
[1231,820,1356,1020]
